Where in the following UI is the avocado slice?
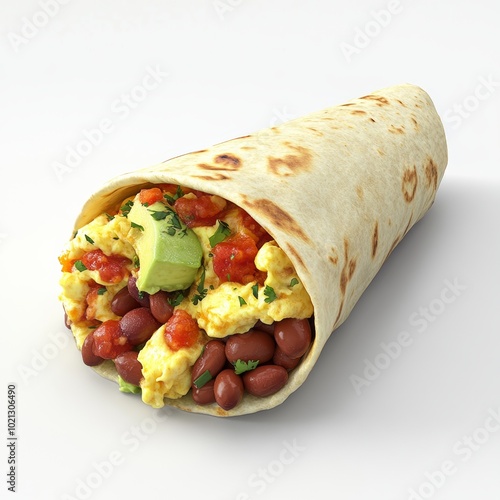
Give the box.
[128,199,203,294]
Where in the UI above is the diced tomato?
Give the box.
[164,309,200,351]
[174,194,227,228]
[237,209,273,248]
[81,249,131,284]
[138,187,164,206]
[212,233,260,284]
[92,320,132,359]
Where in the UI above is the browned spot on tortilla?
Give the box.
[306,127,323,136]
[267,144,312,177]
[284,243,307,272]
[241,146,256,150]
[193,174,229,181]
[372,221,379,258]
[402,166,418,202]
[190,149,208,155]
[340,103,355,107]
[242,197,310,243]
[356,185,364,200]
[271,127,280,133]
[411,117,419,130]
[334,240,357,326]
[425,158,438,191]
[377,148,385,156]
[329,247,339,266]
[369,118,376,123]
[214,153,241,168]
[340,239,356,296]
[351,109,367,115]
[361,95,390,106]
[197,154,242,172]
[396,99,406,107]
[388,125,405,134]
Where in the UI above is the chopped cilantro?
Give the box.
[74,260,87,272]
[234,359,259,375]
[168,291,185,307]
[289,278,299,287]
[238,296,247,307]
[164,185,184,205]
[209,220,231,247]
[120,200,134,217]
[264,285,277,303]
[192,267,207,305]
[105,213,114,221]
[97,287,107,295]
[133,256,140,268]
[84,234,95,245]
[149,209,169,221]
[130,221,144,231]
[251,284,259,299]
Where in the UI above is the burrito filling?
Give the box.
[59,185,313,410]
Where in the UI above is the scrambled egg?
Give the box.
[59,199,313,409]
[138,326,205,408]
[179,226,313,337]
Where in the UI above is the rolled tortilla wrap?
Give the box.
[66,83,447,416]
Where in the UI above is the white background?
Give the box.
[1,1,499,499]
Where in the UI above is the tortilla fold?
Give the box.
[70,83,447,416]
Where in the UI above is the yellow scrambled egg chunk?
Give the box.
[138,325,205,408]
[179,239,313,338]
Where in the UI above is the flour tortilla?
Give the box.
[71,83,447,416]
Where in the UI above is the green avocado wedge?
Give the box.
[128,199,203,294]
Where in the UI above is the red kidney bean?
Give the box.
[64,310,71,329]
[225,329,276,365]
[114,351,143,386]
[149,291,174,324]
[127,276,150,307]
[119,307,161,345]
[111,286,140,317]
[192,340,227,384]
[81,333,105,366]
[192,380,216,405]
[214,369,244,411]
[242,365,288,397]
[253,320,275,335]
[274,318,312,359]
[273,346,301,371]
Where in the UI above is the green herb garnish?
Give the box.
[149,209,169,221]
[168,291,185,307]
[105,213,115,221]
[234,359,259,375]
[209,220,231,247]
[238,296,247,307]
[251,284,259,299]
[289,278,299,287]
[74,260,87,272]
[192,267,207,305]
[84,234,95,245]
[263,285,277,303]
[164,185,184,205]
[121,200,134,217]
[97,287,107,295]
[193,369,212,389]
[130,221,144,231]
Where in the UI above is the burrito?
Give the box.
[58,83,447,416]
